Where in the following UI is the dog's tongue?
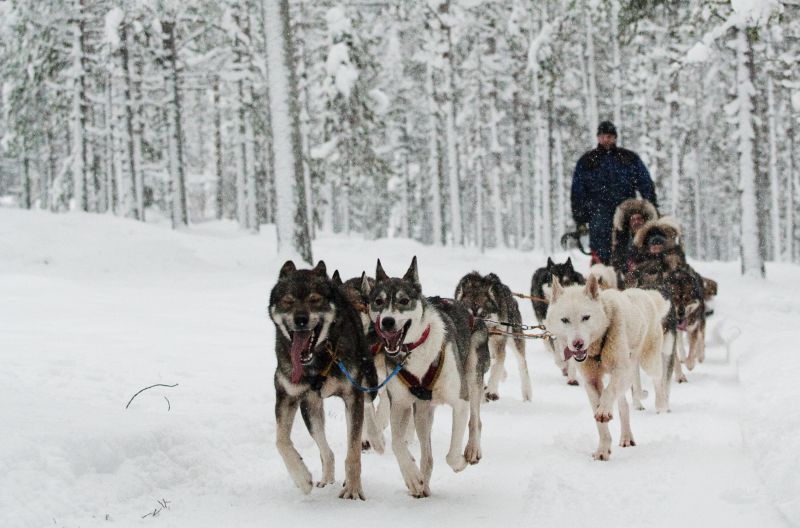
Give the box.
[290,330,312,384]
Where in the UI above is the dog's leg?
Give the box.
[512,332,532,401]
[631,361,646,411]
[686,329,698,371]
[567,358,579,386]
[275,391,313,494]
[300,394,335,488]
[340,391,365,500]
[485,336,506,401]
[617,393,635,447]
[661,331,677,405]
[672,331,687,383]
[464,344,483,464]
[445,399,470,472]
[390,398,425,497]
[413,400,434,497]
[677,332,687,361]
[361,397,385,454]
[697,325,706,363]
[376,389,391,431]
[583,374,612,461]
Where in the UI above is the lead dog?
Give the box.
[545,275,670,460]
[268,261,379,500]
[369,257,489,497]
[455,271,531,401]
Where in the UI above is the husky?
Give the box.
[624,259,683,387]
[455,271,531,401]
[530,257,585,385]
[545,275,670,461]
[369,257,489,498]
[268,261,380,500]
[587,263,619,290]
[665,267,706,371]
[331,270,389,453]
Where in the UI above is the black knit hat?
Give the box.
[597,121,617,136]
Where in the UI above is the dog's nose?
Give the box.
[572,339,584,351]
[381,316,396,331]
[294,313,310,328]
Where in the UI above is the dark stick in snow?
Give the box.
[125,383,178,409]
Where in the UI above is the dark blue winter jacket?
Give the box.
[570,146,657,264]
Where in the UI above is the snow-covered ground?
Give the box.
[0,208,797,527]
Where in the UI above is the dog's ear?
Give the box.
[585,274,600,300]
[403,256,420,287]
[375,259,389,282]
[547,257,555,269]
[455,280,464,301]
[331,269,342,286]
[565,257,573,270]
[279,260,296,279]
[360,271,372,296]
[551,276,563,302]
[313,260,328,277]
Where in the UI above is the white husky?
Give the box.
[545,275,670,460]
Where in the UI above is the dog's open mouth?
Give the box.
[677,319,688,331]
[289,323,323,383]
[379,320,412,357]
[565,347,588,363]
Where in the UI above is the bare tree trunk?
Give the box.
[22,155,31,209]
[119,21,140,220]
[213,77,224,220]
[766,36,781,261]
[426,64,443,246]
[669,74,680,216]
[71,0,88,212]
[442,11,462,246]
[264,0,312,262]
[584,6,599,140]
[162,20,189,228]
[735,27,764,277]
[610,0,623,143]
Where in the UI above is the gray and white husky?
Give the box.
[369,257,489,498]
[455,271,532,402]
[268,261,382,499]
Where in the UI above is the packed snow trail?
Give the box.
[0,210,792,527]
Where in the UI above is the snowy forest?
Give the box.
[1,0,799,276]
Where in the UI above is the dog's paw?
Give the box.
[290,467,314,494]
[361,440,372,452]
[561,366,569,377]
[464,442,482,465]
[619,437,636,448]
[677,374,688,383]
[484,391,499,402]
[594,408,614,423]
[567,378,579,386]
[633,402,646,411]
[446,453,468,473]
[315,475,335,488]
[403,470,426,497]
[592,448,611,461]
[339,480,365,500]
[522,390,532,402]
[411,483,431,499]
[685,357,696,371]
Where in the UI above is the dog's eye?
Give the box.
[280,295,295,308]
[582,315,590,321]
[398,298,410,306]
[374,298,385,307]
[561,317,570,324]
[307,293,323,306]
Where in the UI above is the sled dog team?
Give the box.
[268,202,716,500]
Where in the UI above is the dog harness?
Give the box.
[396,342,446,401]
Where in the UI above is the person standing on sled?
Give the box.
[570,121,658,265]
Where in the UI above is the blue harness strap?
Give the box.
[337,360,404,393]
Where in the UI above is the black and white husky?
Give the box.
[369,257,489,498]
[455,271,531,401]
[268,261,380,500]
